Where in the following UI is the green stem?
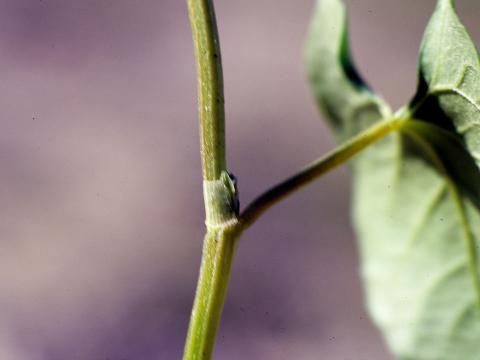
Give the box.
[188,0,226,181]
[240,117,406,228]
[184,172,240,360]
[185,1,237,359]
[183,225,242,360]
[184,114,406,359]
[185,2,408,358]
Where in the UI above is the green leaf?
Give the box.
[304,0,391,140]
[305,0,480,359]
[408,0,480,167]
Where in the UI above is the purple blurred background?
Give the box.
[0,1,479,359]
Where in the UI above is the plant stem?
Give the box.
[184,174,240,360]
[184,112,405,359]
[240,118,406,228]
[183,225,243,360]
[185,1,238,359]
[185,2,407,358]
[187,0,226,181]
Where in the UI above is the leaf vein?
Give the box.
[405,181,448,249]
[431,87,480,113]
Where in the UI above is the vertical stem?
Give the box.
[183,226,242,360]
[185,1,237,359]
[187,0,226,181]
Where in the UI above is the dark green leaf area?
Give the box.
[402,121,480,211]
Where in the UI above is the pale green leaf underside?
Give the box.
[305,0,480,359]
[304,0,391,140]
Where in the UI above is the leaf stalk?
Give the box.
[240,117,407,229]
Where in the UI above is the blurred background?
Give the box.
[0,0,479,359]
